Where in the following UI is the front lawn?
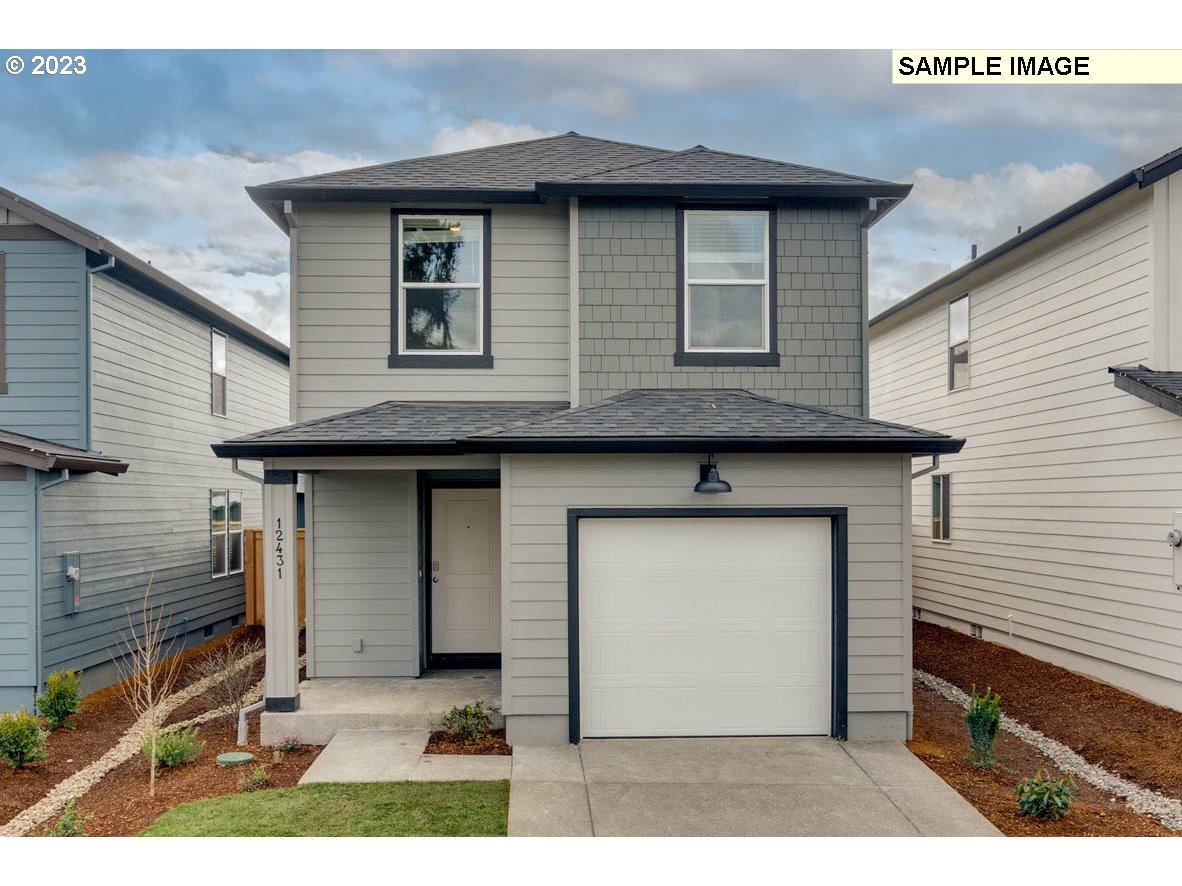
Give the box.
[142,780,510,837]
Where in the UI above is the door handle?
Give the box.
[432,577,439,583]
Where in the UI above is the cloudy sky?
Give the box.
[2,48,1180,342]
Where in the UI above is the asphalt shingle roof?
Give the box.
[1110,365,1182,418]
[214,391,963,457]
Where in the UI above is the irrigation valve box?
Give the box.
[64,551,81,614]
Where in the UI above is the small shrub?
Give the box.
[439,700,500,744]
[193,633,263,722]
[275,733,301,752]
[45,800,88,836]
[964,684,1002,768]
[36,669,82,730]
[1017,769,1077,820]
[0,707,48,769]
[238,764,270,793]
[142,726,203,768]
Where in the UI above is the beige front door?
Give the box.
[430,487,501,655]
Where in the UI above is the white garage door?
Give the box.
[579,517,832,738]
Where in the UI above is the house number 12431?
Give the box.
[274,517,285,579]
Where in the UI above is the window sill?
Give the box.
[674,351,780,368]
[930,538,952,545]
[388,354,494,369]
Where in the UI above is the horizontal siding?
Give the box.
[0,472,34,708]
[39,274,289,680]
[504,452,908,719]
[293,202,570,419]
[0,236,85,446]
[311,471,416,677]
[867,191,1182,704]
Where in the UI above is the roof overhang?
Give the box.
[1109,366,1182,419]
[0,443,128,475]
[535,181,914,201]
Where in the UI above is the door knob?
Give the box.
[432,577,439,583]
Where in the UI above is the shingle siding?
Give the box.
[577,199,866,412]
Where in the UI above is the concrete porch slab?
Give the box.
[411,754,512,782]
[298,729,428,785]
[510,745,585,783]
[261,670,501,745]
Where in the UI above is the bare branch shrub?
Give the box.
[193,632,263,722]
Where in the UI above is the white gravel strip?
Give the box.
[0,649,264,838]
[915,668,1182,832]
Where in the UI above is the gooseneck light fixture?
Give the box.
[693,453,732,494]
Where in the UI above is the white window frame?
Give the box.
[948,294,970,391]
[396,214,485,356]
[210,489,244,578]
[211,329,228,417]
[682,209,771,354]
[931,474,951,542]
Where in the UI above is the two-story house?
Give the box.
[215,133,962,746]
[0,188,289,712]
[869,146,1182,712]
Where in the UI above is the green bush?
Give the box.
[238,764,270,793]
[1017,769,1077,820]
[0,707,48,769]
[45,800,87,836]
[142,726,204,768]
[964,684,1002,768]
[36,669,82,730]
[439,700,500,744]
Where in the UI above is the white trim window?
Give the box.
[948,294,970,390]
[683,209,770,353]
[931,474,951,541]
[211,489,244,578]
[211,329,228,416]
[397,215,484,354]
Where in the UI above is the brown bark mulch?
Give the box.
[914,621,1182,799]
[68,711,321,836]
[908,683,1173,836]
[0,626,266,827]
[425,729,512,756]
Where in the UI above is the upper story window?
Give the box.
[948,294,969,390]
[389,211,493,369]
[675,208,779,367]
[211,329,227,416]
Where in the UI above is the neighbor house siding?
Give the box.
[38,273,289,687]
[502,452,910,742]
[293,202,569,420]
[308,470,417,677]
[868,190,1182,708]
[577,199,866,413]
[0,469,35,711]
[0,230,87,447]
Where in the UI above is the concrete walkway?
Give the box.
[508,738,1001,837]
[298,729,511,785]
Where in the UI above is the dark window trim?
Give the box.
[389,208,494,369]
[566,506,848,744]
[419,475,502,672]
[0,252,7,395]
[674,204,780,368]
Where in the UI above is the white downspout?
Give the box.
[284,200,299,423]
[231,458,263,486]
[568,197,580,408]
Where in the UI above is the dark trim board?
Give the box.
[565,506,850,744]
[419,476,501,671]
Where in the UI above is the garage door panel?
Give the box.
[580,517,832,738]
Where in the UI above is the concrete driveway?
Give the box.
[509,738,1000,837]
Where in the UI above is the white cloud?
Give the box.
[21,149,375,342]
[430,120,558,154]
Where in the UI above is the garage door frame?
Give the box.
[566,507,848,743]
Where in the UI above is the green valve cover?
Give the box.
[216,751,255,767]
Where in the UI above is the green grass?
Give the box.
[142,780,510,837]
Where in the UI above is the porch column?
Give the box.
[263,469,300,711]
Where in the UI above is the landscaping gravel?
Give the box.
[915,668,1182,833]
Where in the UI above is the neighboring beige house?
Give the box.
[215,132,963,746]
[869,146,1182,711]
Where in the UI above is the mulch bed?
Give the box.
[425,729,512,756]
[915,621,1182,799]
[0,626,267,827]
[909,682,1173,836]
[70,711,321,836]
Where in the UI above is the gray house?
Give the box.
[215,133,962,745]
[0,189,289,712]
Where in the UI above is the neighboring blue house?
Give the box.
[0,188,290,711]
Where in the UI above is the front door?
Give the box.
[430,487,501,661]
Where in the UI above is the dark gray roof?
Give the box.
[248,132,912,231]
[214,390,963,457]
[0,428,128,474]
[1110,366,1182,419]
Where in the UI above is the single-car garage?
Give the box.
[572,510,843,740]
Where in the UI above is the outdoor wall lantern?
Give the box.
[693,454,732,494]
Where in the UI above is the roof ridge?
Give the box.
[234,400,405,442]
[554,145,706,183]
[681,145,896,186]
[468,391,644,437]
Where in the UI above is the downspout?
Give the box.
[82,256,115,450]
[231,458,263,486]
[911,454,940,480]
[568,197,580,408]
[34,470,71,692]
[858,199,875,419]
[284,201,298,423]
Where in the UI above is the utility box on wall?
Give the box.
[63,551,81,613]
